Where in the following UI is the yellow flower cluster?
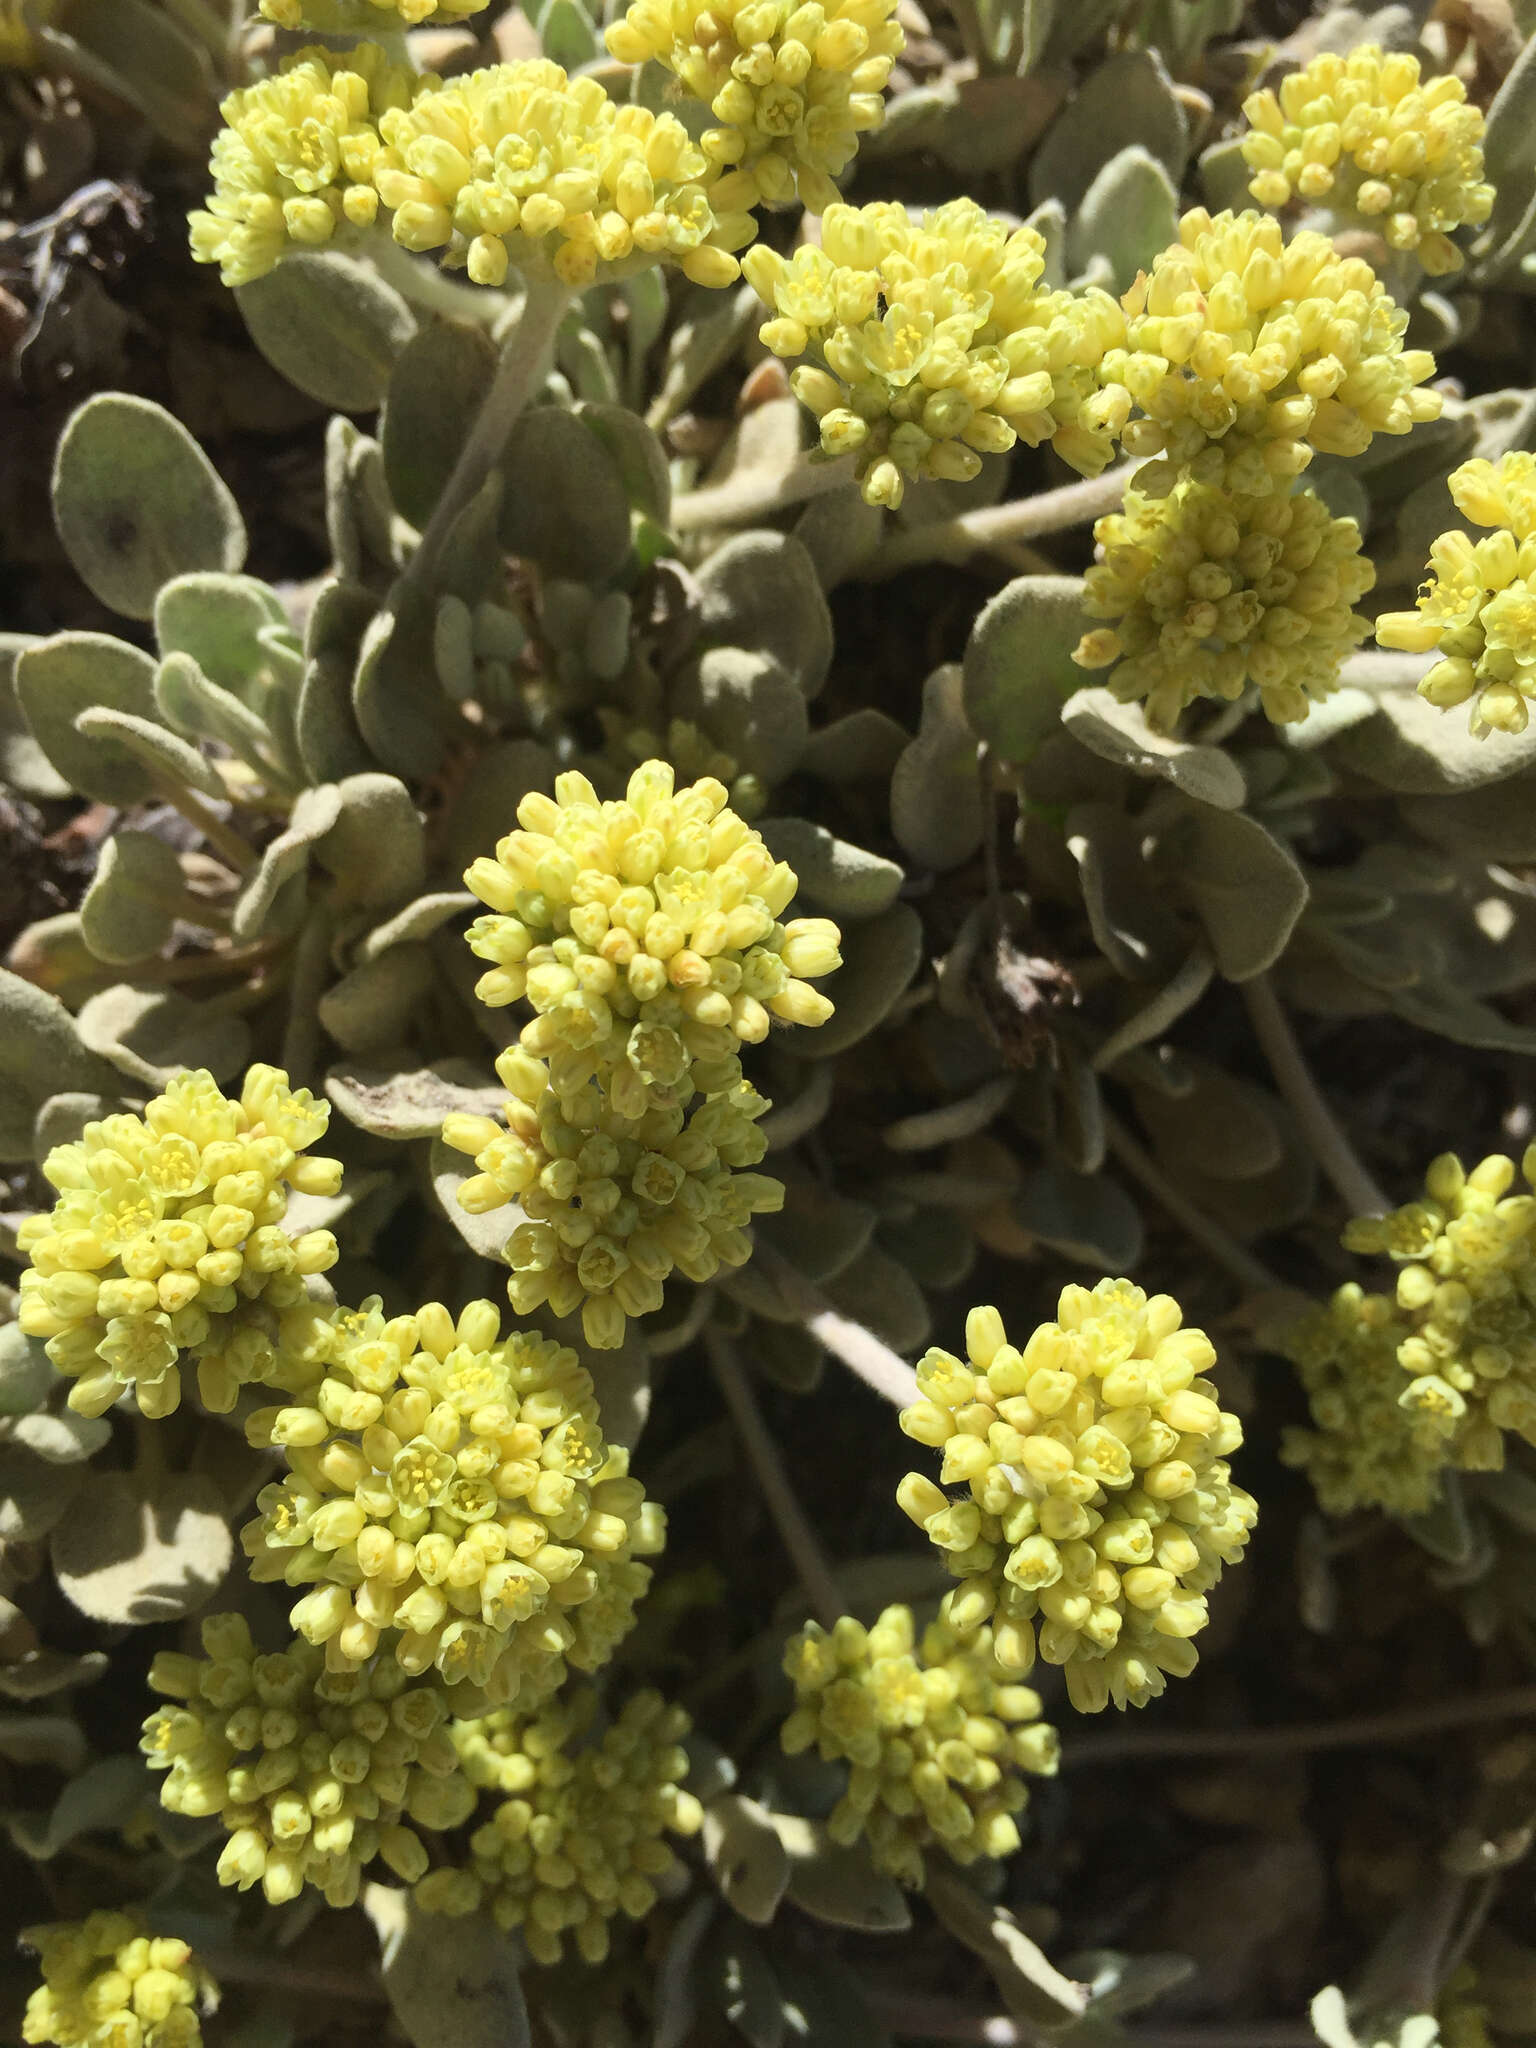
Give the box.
[141,1613,472,1908]
[261,0,485,25]
[604,0,903,213]
[1341,1150,1536,1469]
[372,61,753,290]
[1072,478,1376,729]
[189,44,414,288]
[781,1604,1059,1887]
[1242,47,1493,274]
[0,0,54,70]
[1376,453,1536,737]
[243,1298,664,1702]
[746,200,1128,508]
[1101,208,1442,498]
[16,1066,340,1420]
[897,1288,1256,1712]
[22,1913,211,2048]
[449,763,839,1346]
[1277,1283,1449,1516]
[417,1689,703,1963]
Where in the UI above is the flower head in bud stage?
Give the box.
[141,1612,472,1909]
[1277,1283,1450,1516]
[1241,47,1493,275]
[16,1066,340,1420]
[781,1603,1059,1886]
[604,0,903,214]
[189,44,416,287]
[1098,208,1441,498]
[243,1298,665,1701]
[372,61,753,291]
[592,714,768,825]
[417,1688,702,1964]
[1376,454,1536,737]
[261,0,484,23]
[746,200,1130,508]
[897,1287,1256,1713]
[1341,1149,1536,1470]
[1071,478,1375,730]
[22,1911,213,2048]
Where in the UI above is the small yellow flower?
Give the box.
[897,1288,1256,1712]
[1242,47,1494,274]
[605,0,903,213]
[782,1604,1058,1885]
[1072,478,1375,729]
[372,61,754,289]
[189,44,415,287]
[747,199,1129,507]
[1377,453,1536,736]
[141,1612,471,1909]
[22,1911,214,2048]
[1099,207,1442,498]
[16,1065,340,1418]
[417,1689,702,1964]
[260,0,486,24]
[242,1298,665,1701]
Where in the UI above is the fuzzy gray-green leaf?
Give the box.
[237,252,416,413]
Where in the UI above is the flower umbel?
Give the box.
[141,1612,472,1908]
[1242,47,1494,275]
[417,1689,703,1963]
[605,0,903,213]
[260,0,485,23]
[897,1288,1257,1712]
[1376,453,1536,736]
[189,44,415,287]
[1277,1282,1450,1516]
[1341,1149,1536,1468]
[782,1603,1059,1886]
[373,60,754,290]
[16,1065,341,1419]
[22,1913,213,2048]
[1072,478,1376,729]
[747,199,1129,507]
[243,1298,664,1700]
[1099,208,1442,497]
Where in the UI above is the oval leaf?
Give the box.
[237,252,417,413]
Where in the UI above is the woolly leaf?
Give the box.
[771,1817,912,1933]
[52,394,245,620]
[499,405,632,583]
[76,985,252,1087]
[237,252,416,413]
[51,1472,232,1624]
[1029,48,1187,212]
[154,573,290,697]
[696,533,833,699]
[0,633,67,797]
[78,831,186,966]
[1062,689,1246,807]
[5,1754,148,1861]
[1012,1163,1144,1268]
[0,969,120,1160]
[759,818,903,919]
[232,784,343,942]
[382,318,499,531]
[797,903,924,1059]
[1070,144,1179,292]
[15,634,162,804]
[963,576,1090,764]
[682,648,809,785]
[318,946,436,1054]
[890,665,984,873]
[327,1059,502,1141]
[73,708,225,801]
[1168,805,1308,981]
[369,1894,531,2048]
[702,1794,791,1926]
[706,1928,787,2048]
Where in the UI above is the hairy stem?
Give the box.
[1241,973,1390,1218]
[371,236,512,328]
[1061,1683,1536,1768]
[398,276,571,602]
[864,466,1130,578]
[1103,1110,1283,1293]
[151,779,256,874]
[671,452,854,533]
[705,1331,844,1629]
[753,1241,919,1407]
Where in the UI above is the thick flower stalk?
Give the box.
[448,763,839,1346]
[604,0,903,214]
[1097,208,1442,498]
[781,1604,1059,1887]
[22,1913,213,2048]
[141,1613,473,1909]
[372,62,754,289]
[897,1288,1257,1712]
[1072,478,1376,729]
[243,1298,665,1700]
[746,200,1128,508]
[416,1688,703,1963]
[1277,1283,1450,1516]
[16,1066,341,1420]
[1341,1149,1536,1468]
[189,44,416,288]
[1242,47,1493,275]
[1376,453,1536,736]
